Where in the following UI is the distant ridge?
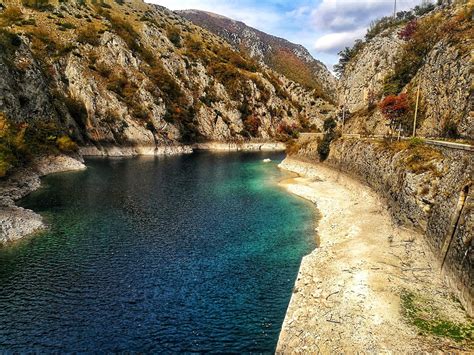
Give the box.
[176,9,336,102]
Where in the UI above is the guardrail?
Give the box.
[422,139,474,152]
[298,133,474,152]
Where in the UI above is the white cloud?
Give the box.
[309,0,423,57]
[314,27,366,53]
[147,0,283,31]
[311,0,422,31]
[147,0,426,67]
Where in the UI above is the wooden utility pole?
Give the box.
[341,105,345,135]
[413,76,421,137]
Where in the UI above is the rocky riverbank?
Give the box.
[193,141,286,152]
[79,145,194,157]
[0,155,86,244]
[277,158,473,353]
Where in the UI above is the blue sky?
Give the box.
[148,0,425,71]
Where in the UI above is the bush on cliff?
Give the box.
[317,118,337,161]
[0,6,24,26]
[379,93,410,132]
[0,113,27,178]
[0,112,79,178]
[381,10,469,96]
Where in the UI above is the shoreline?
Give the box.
[277,157,472,353]
[0,143,286,245]
[78,141,286,157]
[0,155,86,244]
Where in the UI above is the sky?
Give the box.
[147,0,425,70]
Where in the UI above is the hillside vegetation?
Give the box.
[0,0,334,177]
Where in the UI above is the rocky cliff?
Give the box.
[289,137,473,315]
[337,2,473,139]
[0,0,336,178]
[176,9,337,103]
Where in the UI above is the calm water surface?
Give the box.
[0,152,316,353]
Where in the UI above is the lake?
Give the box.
[0,151,316,353]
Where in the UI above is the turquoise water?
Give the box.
[0,152,316,353]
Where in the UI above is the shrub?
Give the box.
[57,22,77,31]
[408,137,424,147]
[413,1,436,16]
[317,118,338,161]
[207,62,242,99]
[365,16,399,41]
[167,27,182,48]
[0,113,25,177]
[0,29,23,55]
[442,120,460,139]
[183,34,205,61]
[28,26,59,52]
[379,93,410,131]
[146,61,183,103]
[106,71,130,97]
[383,14,443,95]
[0,6,23,26]
[77,24,101,46]
[317,134,332,161]
[56,135,77,152]
[398,20,418,41]
[243,115,261,137]
[323,117,337,132]
[21,18,36,26]
[0,113,77,177]
[103,12,141,53]
[22,0,53,11]
[263,71,289,100]
[277,122,299,140]
[215,46,258,73]
[334,40,364,77]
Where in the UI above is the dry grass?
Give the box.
[378,138,444,174]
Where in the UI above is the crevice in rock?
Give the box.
[441,183,470,269]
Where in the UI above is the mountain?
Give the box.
[176,10,337,103]
[336,2,472,139]
[0,0,335,177]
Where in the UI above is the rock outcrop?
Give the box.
[0,0,333,164]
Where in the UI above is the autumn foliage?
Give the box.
[398,20,417,41]
[379,94,409,128]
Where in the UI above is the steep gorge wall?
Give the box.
[290,138,473,315]
[0,0,335,166]
[338,4,473,139]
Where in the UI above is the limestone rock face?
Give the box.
[338,4,473,139]
[339,30,404,114]
[415,43,472,138]
[0,0,335,152]
[176,9,337,103]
